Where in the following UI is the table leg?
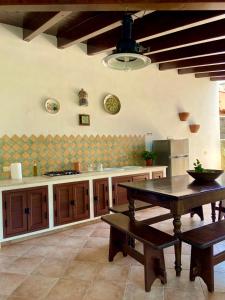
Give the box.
[128,191,135,222]
[173,215,182,276]
[211,203,216,222]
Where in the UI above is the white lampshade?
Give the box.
[102,53,151,71]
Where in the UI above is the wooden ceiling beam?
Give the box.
[178,63,225,74]
[1,1,225,12]
[142,18,225,54]
[23,11,72,41]
[159,53,225,70]
[149,39,225,63]
[210,76,225,81]
[87,11,225,55]
[57,11,141,49]
[58,12,123,48]
[195,71,225,77]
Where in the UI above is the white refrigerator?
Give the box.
[152,139,189,177]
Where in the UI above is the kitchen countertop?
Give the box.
[0,165,168,243]
[0,166,167,190]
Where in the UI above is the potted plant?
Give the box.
[142,150,157,166]
[193,159,204,173]
[187,159,223,182]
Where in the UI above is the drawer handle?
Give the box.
[24,208,30,214]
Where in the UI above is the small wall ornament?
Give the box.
[79,114,90,126]
[44,98,60,114]
[189,124,200,133]
[78,89,88,106]
[103,94,121,115]
[178,112,189,121]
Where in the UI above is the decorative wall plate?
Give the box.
[103,94,121,115]
[45,98,60,114]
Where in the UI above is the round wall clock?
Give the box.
[103,94,121,115]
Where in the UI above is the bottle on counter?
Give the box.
[87,163,93,172]
[33,161,38,176]
[74,162,81,173]
[96,162,103,172]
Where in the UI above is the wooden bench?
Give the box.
[109,200,173,225]
[182,219,225,292]
[101,213,178,292]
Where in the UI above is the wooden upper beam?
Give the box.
[195,71,225,77]
[87,11,225,55]
[159,53,225,70]
[57,11,144,49]
[57,12,124,48]
[149,39,225,63]
[1,1,225,12]
[178,63,225,74]
[142,18,225,54]
[210,76,225,81]
[23,11,72,41]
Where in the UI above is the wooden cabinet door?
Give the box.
[152,171,164,179]
[3,190,27,238]
[73,181,89,221]
[132,173,149,182]
[27,187,49,232]
[112,175,132,205]
[54,183,74,225]
[93,178,109,217]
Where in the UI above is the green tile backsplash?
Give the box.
[0,135,145,178]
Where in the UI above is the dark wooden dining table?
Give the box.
[119,174,225,276]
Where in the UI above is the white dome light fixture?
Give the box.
[102,14,151,71]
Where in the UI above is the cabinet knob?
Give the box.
[24,208,30,214]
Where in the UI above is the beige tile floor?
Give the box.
[0,205,225,300]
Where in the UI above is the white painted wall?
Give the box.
[0,24,221,168]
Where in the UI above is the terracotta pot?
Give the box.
[178,112,189,121]
[146,159,153,166]
[189,124,200,133]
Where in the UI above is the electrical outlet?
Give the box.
[3,166,10,172]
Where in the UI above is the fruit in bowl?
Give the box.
[187,159,224,182]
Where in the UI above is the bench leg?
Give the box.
[128,236,135,248]
[218,201,224,221]
[211,203,216,223]
[109,226,128,262]
[190,246,214,292]
[143,244,167,292]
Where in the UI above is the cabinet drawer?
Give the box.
[152,171,164,179]
[133,173,149,182]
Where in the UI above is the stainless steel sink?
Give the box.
[122,166,143,169]
[103,166,143,172]
[103,167,125,171]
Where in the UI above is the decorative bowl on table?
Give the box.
[187,169,224,182]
